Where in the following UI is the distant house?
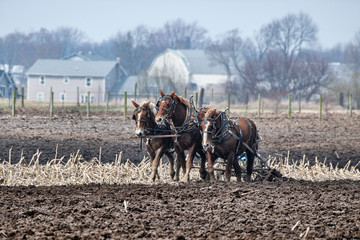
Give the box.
[147,49,231,92]
[26,59,127,103]
[62,51,108,61]
[0,70,16,98]
[0,64,26,88]
[119,75,138,95]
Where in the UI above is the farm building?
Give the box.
[147,49,231,92]
[26,59,127,103]
[62,51,108,61]
[0,70,16,98]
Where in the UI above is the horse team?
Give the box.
[132,90,260,183]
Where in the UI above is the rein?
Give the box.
[173,96,199,134]
[134,107,172,136]
[202,110,244,156]
[158,95,199,135]
[202,111,230,142]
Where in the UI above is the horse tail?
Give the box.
[248,119,260,153]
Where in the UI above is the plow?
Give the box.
[140,134,283,182]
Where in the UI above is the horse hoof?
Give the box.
[200,171,208,180]
[148,174,156,183]
[181,177,189,183]
[170,172,176,180]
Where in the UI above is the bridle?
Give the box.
[156,95,177,121]
[133,105,172,136]
[133,106,152,130]
[201,111,229,140]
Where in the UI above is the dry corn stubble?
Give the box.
[1,148,360,186]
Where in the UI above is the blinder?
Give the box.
[133,107,151,124]
[156,95,177,120]
[201,111,228,139]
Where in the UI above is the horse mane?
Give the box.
[140,101,157,116]
[148,102,157,116]
[205,108,218,118]
[174,93,191,109]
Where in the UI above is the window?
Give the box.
[0,86,5,96]
[85,77,92,87]
[40,76,45,85]
[37,92,44,101]
[60,92,66,101]
[63,76,70,84]
[81,94,87,103]
[80,94,94,103]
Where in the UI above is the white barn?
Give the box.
[147,49,230,92]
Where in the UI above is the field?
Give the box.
[0,109,360,239]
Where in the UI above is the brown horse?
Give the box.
[155,90,208,182]
[200,108,259,183]
[131,100,175,182]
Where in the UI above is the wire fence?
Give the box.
[0,87,358,118]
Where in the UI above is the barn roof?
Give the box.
[167,49,228,75]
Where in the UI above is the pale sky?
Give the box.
[0,0,359,49]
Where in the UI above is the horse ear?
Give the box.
[160,90,165,97]
[143,100,151,107]
[131,100,139,108]
[170,90,176,98]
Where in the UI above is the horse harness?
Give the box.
[202,111,256,158]
[133,106,173,149]
[157,95,199,137]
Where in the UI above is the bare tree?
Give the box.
[206,12,330,101]
[112,25,158,75]
[0,27,85,70]
[51,27,85,57]
[206,29,247,99]
[152,19,209,50]
[344,29,360,108]
[293,53,333,100]
[260,12,318,93]
[0,32,28,70]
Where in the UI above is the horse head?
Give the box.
[131,100,156,136]
[200,108,221,152]
[155,90,177,126]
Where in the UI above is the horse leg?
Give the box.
[149,146,166,182]
[198,150,208,180]
[146,145,159,181]
[174,144,185,181]
[207,151,216,183]
[225,152,235,183]
[164,150,175,180]
[182,144,197,183]
[245,149,255,182]
[233,157,242,182]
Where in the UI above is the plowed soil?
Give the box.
[0,109,360,239]
[1,181,360,239]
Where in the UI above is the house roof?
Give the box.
[119,75,139,94]
[0,70,16,86]
[27,59,120,77]
[167,49,228,75]
[62,52,108,61]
